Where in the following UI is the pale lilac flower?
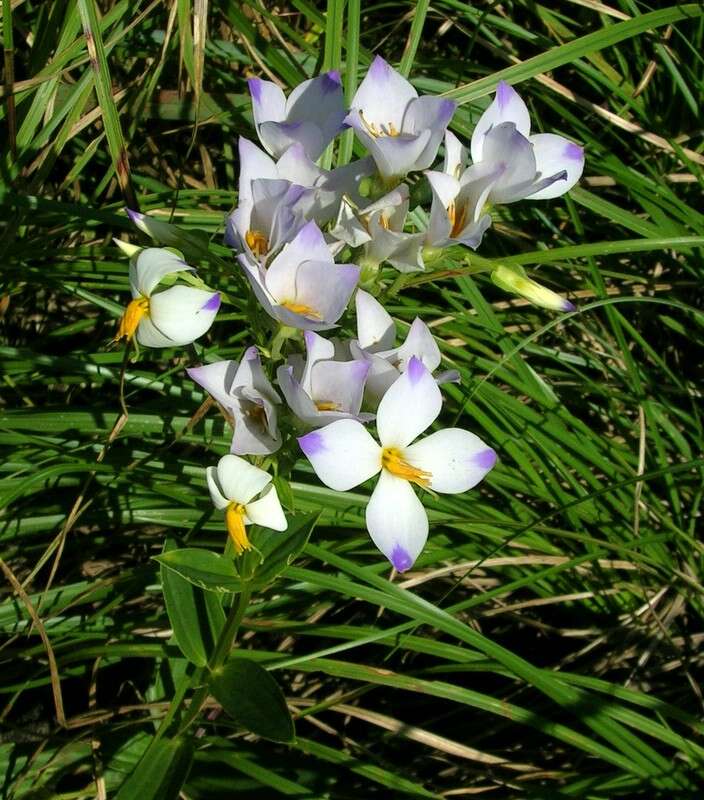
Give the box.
[277,330,372,428]
[331,184,425,272]
[207,455,287,555]
[350,290,459,400]
[424,131,493,250]
[298,358,495,571]
[224,138,309,263]
[238,221,359,331]
[345,56,455,180]
[469,82,585,202]
[249,71,347,161]
[187,347,282,456]
[114,248,219,348]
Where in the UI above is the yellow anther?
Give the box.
[246,229,269,257]
[382,447,431,487]
[379,213,391,231]
[315,401,340,412]
[447,201,468,238]
[281,300,321,319]
[114,296,149,343]
[359,110,400,138]
[225,502,251,555]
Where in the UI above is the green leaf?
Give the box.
[160,542,226,666]
[251,512,319,588]
[156,547,244,594]
[114,734,193,800]
[210,658,295,743]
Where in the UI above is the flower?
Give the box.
[277,330,373,427]
[298,357,495,570]
[469,82,585,203]
[249,71,347,161]
[345,56,455,180]
[207,455,287,554]
[225,138,309,263]
[331,184,425,273]
[113,247,220,347]
[238,221,359,331]
[350,290,459,401]
[187,346,282,456]
[424,131,493,250]
[492,265,575,312]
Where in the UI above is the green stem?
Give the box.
[175,583,253,734]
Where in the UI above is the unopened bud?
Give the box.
[492,265,575,312]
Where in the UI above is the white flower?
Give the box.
[114,248,220,348]
[298,357,495,571]
[207,455,287,554]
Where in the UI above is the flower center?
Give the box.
[280,300,321,319]
[114,296,149,343]
[360,110,400,138]
[245,402,267,429]
[447,200,468,238]
[245,229,269,257]
[381,447,431,487]
[225,502,251,555]
[315,400,340,412]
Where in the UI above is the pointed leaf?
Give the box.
[156,547,245,593]
[210,658,295,743]
[115,734,193,800]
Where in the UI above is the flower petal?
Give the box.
[285,71,347,159]
[301,330,336,393]
[356,289,396,352]
[350,55,417,131]
[393,317,441,373]
[471,81,531,163]
[481,123,538,204]
[402,96,456,171]
[366,470,428,572]
[357,127,431,180]
[443,130,467,178]
[237,137,278,206]
[186,360,237,410]
[309,359,370,417]
[206,466,229,510]
[527,134,584,200]
[376,356,442,448]
[258,120,324,162]
[131,247,193,298]
[245,484,287,531]
[216,453,271,504]
[138,286,219,347]
[298,419,381,491]
[404,428,496,493]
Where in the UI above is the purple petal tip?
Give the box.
[299,430,325,457]
[248,77,262,103]
[562,299,576,313]
[496,81,513,109]
[323,70,342,89]
[474,448,497,472]
[406,356,425,385]
[564,142,584,162]
[391,545,413,572]
[244,345,259,361]
[202,292,221,313]
[126,208,143,223]
[370,55,390,79]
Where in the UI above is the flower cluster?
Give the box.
[113,58,584,571]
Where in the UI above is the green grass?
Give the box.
[2,1,704,798]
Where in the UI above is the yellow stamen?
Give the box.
[225,502,251,555]
[246,403,267,428]
[379,213,391,231]
[114,296,149,343]
[281,300,321,319]
[447,201,468,238]
[246,229,269,257]
[382,447,432,487]
[315,401,340,412]
[360,110,400,138]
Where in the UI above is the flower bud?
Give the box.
[492,265,575,312]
